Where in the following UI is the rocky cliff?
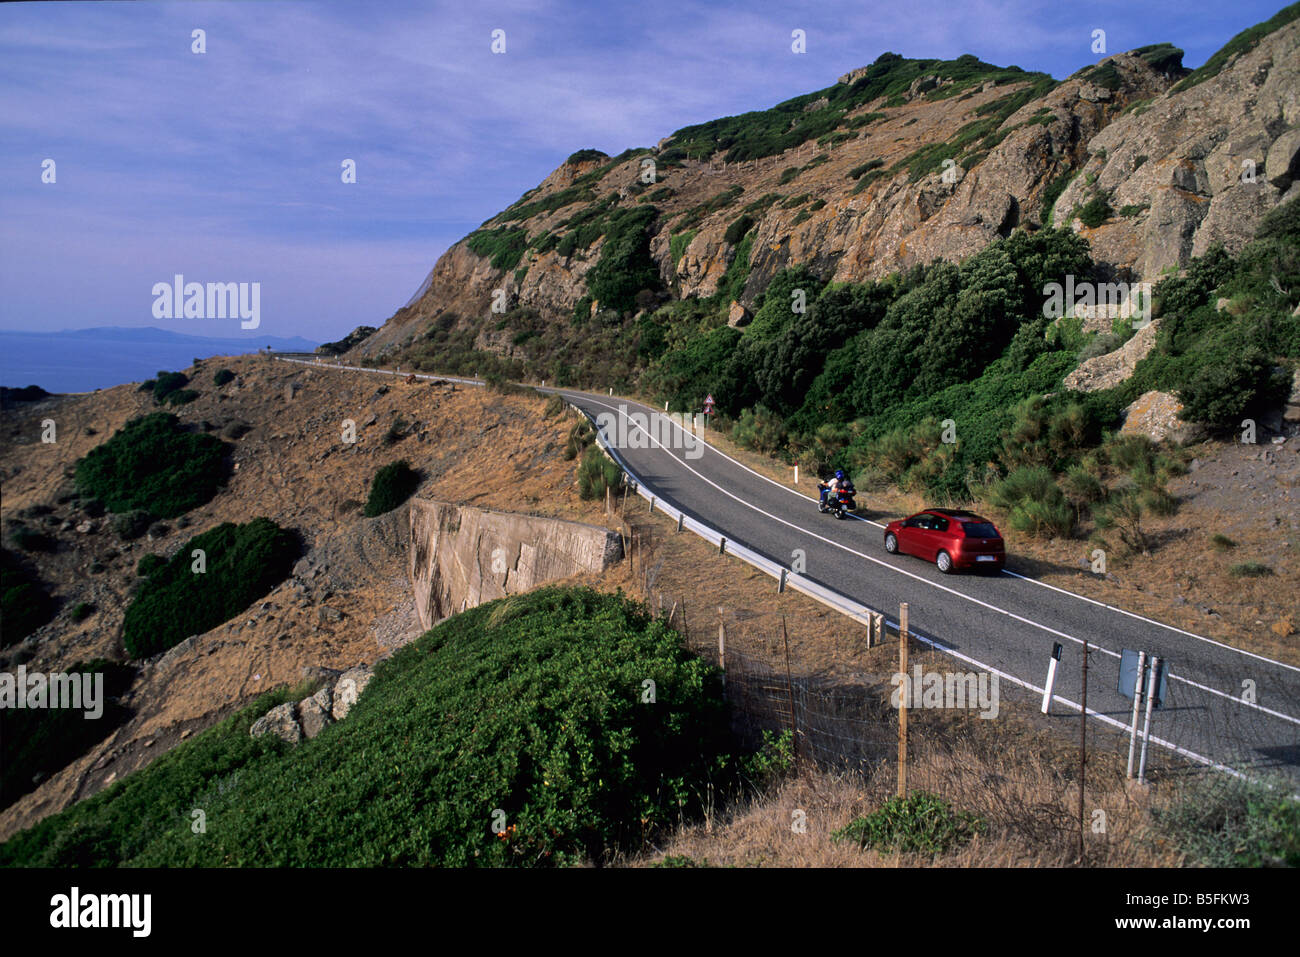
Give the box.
[352,12,1300,363]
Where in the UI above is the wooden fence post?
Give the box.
[898,602,909,798]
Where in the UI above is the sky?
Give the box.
[0,0,1290,343]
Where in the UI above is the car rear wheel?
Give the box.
[936,550,953,574]
[884,533,899,554]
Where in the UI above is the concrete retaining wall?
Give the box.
[408,500,623,630]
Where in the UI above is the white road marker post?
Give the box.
[1138,656,1160,783]
[1126,651,1147,779]
[794,464,798,484]
[1041,642,1063,713]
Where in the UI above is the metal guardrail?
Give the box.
[273,355,485,388]
[572,400,898,635]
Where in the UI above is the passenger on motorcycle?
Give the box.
[819,469,847,505]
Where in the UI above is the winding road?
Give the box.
[277,358,1300,783]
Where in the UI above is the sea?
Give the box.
[0,327,320,394]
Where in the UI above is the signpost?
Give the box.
[703,393,715,429]
[1119,649,1167,782]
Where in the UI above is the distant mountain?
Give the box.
[0,326,319,393]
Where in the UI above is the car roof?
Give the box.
[920,508,991,523]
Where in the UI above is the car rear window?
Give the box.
[962,522,999,538]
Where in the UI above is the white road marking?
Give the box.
[568,393,1300,727]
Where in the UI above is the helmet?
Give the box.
[835,469,845,480]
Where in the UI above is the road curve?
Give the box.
[272,359,1299,782]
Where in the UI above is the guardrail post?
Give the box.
[778,568,787,593]
[676,513,683,533]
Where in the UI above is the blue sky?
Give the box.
[0,0,1289,342]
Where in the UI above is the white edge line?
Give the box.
[595,391,1300,677]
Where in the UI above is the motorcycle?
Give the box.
[817,479,857,519]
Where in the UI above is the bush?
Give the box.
[1,588,734,867]
[577,445,623,500]
[212,368,236,386]
[0,659,135,810]
[1,548,57,646]
[112,509,153,541]
[122,518,300,658]
[364,461,421,517]
[1228,562,1273,578]
[136,553,166,577]
[70,601,95,622]
[1072,193,1112,228]
[723,214,754,246]
[1152,774,1300,866]
[1209,533,1237,551]
[165,388,199,406]
[8,526,54,552]
[75,413,227,519]
[833,790,985,855]
[988,467,1075,537]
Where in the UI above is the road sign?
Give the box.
[703,394,715,413]
[1119,649,1167,709]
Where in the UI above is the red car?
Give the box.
[883,509,1005,573]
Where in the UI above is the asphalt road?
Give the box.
[553,387,1300,784]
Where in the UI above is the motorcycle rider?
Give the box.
[820,468,847,506]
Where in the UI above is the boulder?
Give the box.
[727,300,751,327]
[331,665,374,721]
[1265,128,1300,189]
[250,702,302,744]
[1119,390,1203,444]
[297,687,334,739]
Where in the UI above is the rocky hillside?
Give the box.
[352,9,1299,363]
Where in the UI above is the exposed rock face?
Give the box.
[408,499,623,630]
[352,22,1299,363]
[1063,318,1164,393]
[249,665,377,742]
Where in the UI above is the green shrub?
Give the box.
[1,588,734,867]
[0,659,134,810]
[70,601,95,622]
[833,790,985,855]
[149,371,189,404]
[364,460,421,517]
[165,388,199,406]
[136,553,166,577]
[1209,533,1237,551]
[1228,562,1273,578]
[1,548,57,646]
[8,526,54,552]
[564,419,595,459]
[669,229,697,266]
[212,368,236,386]
[989,467,1075,537]
[577,445,623,499]
[1072,193,1112,228]
[122,518,300,658]
[565,148,608,165]
[723,214,754,246]
[585,205,662,314]
[74,413,227,519]
[466,227,529,272]
[112,509,152,541]
[1152,773,1300,866]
